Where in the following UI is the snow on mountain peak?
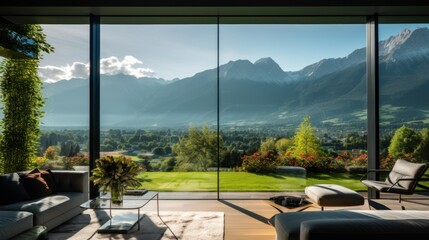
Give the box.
[380,28,412,56]
[255,57,276,65]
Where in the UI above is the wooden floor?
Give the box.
[153,192,429,240]
[156,199,278,240]
[50,192,429,240]
[140,193,429,240]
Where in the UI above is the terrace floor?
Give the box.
[55,191,429,240]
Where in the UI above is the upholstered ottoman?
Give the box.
[305,184,364,210]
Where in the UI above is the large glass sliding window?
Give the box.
[39,24,90,172]
[219,19,367,198]
[379,20,429,184]
[1,16,373,199]
[0,17,89,173]
[100,18,218,196]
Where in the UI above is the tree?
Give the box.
[289,115,321,158]
[160,157,176,172]
[388,125,421,158]
[0,24,53,173]
[343,132,367,150]
[60,140,80,157]
[44,146,58,160]
[163,146,172,155]
[139,159,153,172]
[413,128,429,162]
[275,137,293,153]
[152,147,165,156]
[221,147,243,168]
[173,124,226,171]
[260,138,276,153]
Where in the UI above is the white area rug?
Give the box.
[49,210,224,240]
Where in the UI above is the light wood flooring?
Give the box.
[151,192,429,240]
[53,192,429,240]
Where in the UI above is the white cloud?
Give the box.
[38,66,70,83]
[38,55,155,83]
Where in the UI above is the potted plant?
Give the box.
[90,155,143,204]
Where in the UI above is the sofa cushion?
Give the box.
[0,192,84,226]
[0,210,33,239]
[9,225,48,240]
[19,172,52,199]
[304,184,364,207]
[300,218,429,240]
[272,210,429,240]
[0,173,30,205]
[386,159,427,190]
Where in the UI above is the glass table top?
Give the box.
[80,191,158,209]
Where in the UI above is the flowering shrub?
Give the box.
[380,153,415,169]
[241,151,277,173]
[31,157,47,169]
[336,151,350,161]
[44,146,58,160]
[63,153,89,170]
[343,153,368,173]
[278,152,345,172]
[348,153,367,167]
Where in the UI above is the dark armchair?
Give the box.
[360,159,429,202]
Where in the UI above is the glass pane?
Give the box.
[0,22,89,173]
[219,23,367,198]
[379,24,429,178]
[39,24,90,172]
[100,22,217,197]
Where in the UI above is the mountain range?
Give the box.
[40,27,429,130]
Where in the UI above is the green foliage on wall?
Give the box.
[0,24,53,173]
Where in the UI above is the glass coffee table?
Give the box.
[80,191,159,233]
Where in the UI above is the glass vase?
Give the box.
[110,182,124,205]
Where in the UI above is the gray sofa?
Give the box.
[0,170,88,239]
[272,210,429,240]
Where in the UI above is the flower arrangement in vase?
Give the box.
[90,155,143,204]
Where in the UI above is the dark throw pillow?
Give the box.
[45,169,58,193]
[0,173,30,205]
[29,168,58,194]
[19,172,52,199]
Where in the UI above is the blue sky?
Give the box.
[38,23,428,82]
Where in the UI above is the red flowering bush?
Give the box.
[343,153,368,173]
[336,151,350,161]
[380,153,415,169]
[241,151,277,173]
[63,153,90,170]
[279,152,345,172]
[348,153,367,167]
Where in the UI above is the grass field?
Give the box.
[137,172,369,192]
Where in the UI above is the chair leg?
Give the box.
[321,206,324,211]
[399,194,402,203]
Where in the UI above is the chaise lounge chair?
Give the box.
[360,159,429,202]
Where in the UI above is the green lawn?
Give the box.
[137,171,369,192]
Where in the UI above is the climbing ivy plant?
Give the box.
[0,24,53,173]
